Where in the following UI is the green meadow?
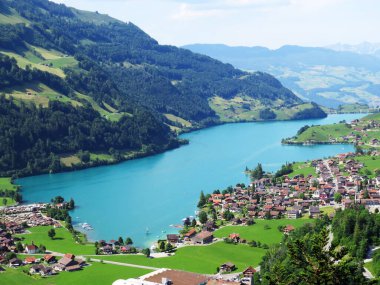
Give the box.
[16,226,94,255]
[213,219,314,244]
[99,242,266,274]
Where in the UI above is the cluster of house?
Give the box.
[328,119,380,147]
[113,267,257,285]
[0,219,87,276]
[166,227,215,247]
[7,253,86,276]
[203,153,380,223]
[2,212,61,228]
[1,203,48,214]
[1,203,61,228]
[98,239,136,255]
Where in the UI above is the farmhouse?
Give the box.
[220,262,236,272]
[193,231,213,244]
[25,244,38,254]
[167,234,180,244]
[242,266,257,277]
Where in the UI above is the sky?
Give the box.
[51,0,380,49]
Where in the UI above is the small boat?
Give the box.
[145,227,150,235]
[82,222,93,230]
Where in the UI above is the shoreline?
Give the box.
[9,112,368,182]
[282,141,355,146]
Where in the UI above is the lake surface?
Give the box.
[18,114,366,247]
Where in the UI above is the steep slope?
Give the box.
[0,0,322,123]
[0,0,326,176]
[183,44,380,108]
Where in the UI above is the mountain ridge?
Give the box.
[183,43,380,108]
[0,0,326,176]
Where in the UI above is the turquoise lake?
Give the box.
[18,114,366,247]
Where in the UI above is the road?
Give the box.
[322,159,338,198]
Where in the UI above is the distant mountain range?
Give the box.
[183,44,380,108]
[327,42,380,57]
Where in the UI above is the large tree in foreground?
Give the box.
[260,226,368,285]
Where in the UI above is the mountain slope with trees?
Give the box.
[0,0,326,176]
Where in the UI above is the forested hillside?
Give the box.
[0,0,326,176]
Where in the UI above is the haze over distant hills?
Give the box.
[327,42,380,57]
[183,44,380,108]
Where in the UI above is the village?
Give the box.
[143,150,380,253]
[1,150,380,284]
[0,202,90,279]
[330,119,380,147]
[284,117,380,148]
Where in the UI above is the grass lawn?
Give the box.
[294,123,352,142]
[0,262,151,285]
[2,82,82,108]
[16,226,95,255]
[0,177,18,191]
[213,219,314,245]
[356,155,380,178]
[290,162,317,177]
[0,177,19,206]
[164,114,192,128]
[1,197,16,206]
[90,153,114,162]
[363,113,380,122]
[320,206,335,216]
[100,242,266,274]
[0,51,65,78]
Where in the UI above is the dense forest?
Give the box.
[332,206,380,259]
[0,95,178,177]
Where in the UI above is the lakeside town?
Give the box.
[1,143,380,284]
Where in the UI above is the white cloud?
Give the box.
[172,3,226,20]
[51,0,380,48]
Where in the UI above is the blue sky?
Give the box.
[52,0,380,48]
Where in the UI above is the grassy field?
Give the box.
[99,242,266,274]
[0,50,66,78]
[75,93,130,122]
[2,82,82,108]
[290,162,317,177]
[1,262,151,285]
[90,153,114,162]
[0,45,77,79]
[0,8,30,25]
[164,114,192,128]
[1,197,16,206]
[363,113,380,121]
[0,177,19,206]
[0,177,18,191]
[16,226,94,255]
[209,96,324,123]
[60,155,82,167]
[356,155,380,178]
[213,219,314,245]
[320,206,335,216]
[293,123,352,142]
